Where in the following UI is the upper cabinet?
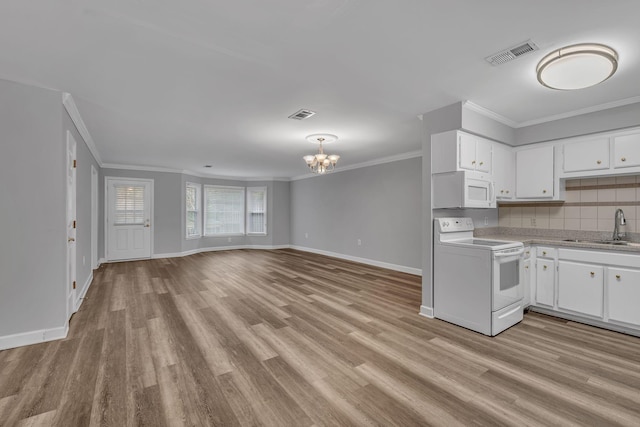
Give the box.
[516,145,555,199]
[432,130,492,174]
[493,143,514,200]
[563,137,609,173]
[613,133,640,169]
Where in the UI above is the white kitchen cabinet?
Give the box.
[516,145,554,199]
[535,258,555,307]
[608,267,640,326]
[431,130,492,174]
[493,143,514,200]
[613,133,640,169]
[562,137,609,173]
[558,261,603,318]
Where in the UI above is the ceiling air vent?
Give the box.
[485,40,539,66]
[288,109,316,120]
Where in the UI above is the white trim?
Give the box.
[290,245,422,276]
[463,101,519,128]
[103,163,290,182]
[419,305,434,318]
[515,95,640,128]
[463,97,640,129]
[290,150,423,181]
[0,324,69,351]
[62,93,103,166]
[149,244,291,260]
[74,272,93,312]
[104,177,154,262]
[91,165,99,269]
[98,257,106,266]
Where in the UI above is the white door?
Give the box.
[106,178,152,261]
[66,132,77,318]
[91,165,98,269]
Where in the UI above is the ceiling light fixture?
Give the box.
[536,43,618,90]
[303,134,340,174]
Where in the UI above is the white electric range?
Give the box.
[433,218,524,336]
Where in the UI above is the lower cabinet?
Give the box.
[558,261,603,317]
[608,267,640,326]
[535,258,555,307]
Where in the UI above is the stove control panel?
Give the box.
[436,217,474,232]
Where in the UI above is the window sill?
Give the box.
[246,233,268,236]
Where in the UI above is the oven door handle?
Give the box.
[494,249,524,258]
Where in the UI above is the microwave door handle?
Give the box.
[490,181,495,202]
[494,249,525,258]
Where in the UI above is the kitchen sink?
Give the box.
[562,239,629,245]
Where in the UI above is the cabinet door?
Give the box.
[535,259,555,307]
[613,133,640,168]
[522,258,531,307]
[475,139,492,173]
[493,144,514,199]
[563,138,609,172]
[516,146,554,198]
[458,133,477,170]
[608,267,640,326]
[558,261,603,317]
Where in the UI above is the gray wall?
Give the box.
[290,157,422,270]
[0,79,66,338]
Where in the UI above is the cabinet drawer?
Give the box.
[536,247,556,258]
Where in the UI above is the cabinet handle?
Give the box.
[543,265,548,270]
[525,265,529,269]
[542,251,547,256]
[542,189,547,194]
[472,160,476,164]
[597,160,602,164]
[526,251,530,255]
[500,190,504,193]
[506,190,509,194]
[616,274,621,279]
[590,272,595,277]
[479,161,484,166]
[621,157,626,162]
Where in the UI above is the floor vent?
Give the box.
[288,109,316,120]
[486,40,539,66]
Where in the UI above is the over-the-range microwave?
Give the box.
[432,170,496,209]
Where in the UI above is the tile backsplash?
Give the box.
[499,175,640,233]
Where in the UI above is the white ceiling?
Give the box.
[2,1,640,178]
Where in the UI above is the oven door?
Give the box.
[492,248,524,311]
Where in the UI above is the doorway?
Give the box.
[66,131,77,319]
[105,178,153,261]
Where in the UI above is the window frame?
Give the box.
[246,186,267,235]
[185,182,201,239]
[203,185,246,237]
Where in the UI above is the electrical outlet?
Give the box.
[305,233,308,239]
[484,216,488,226]
[357,239,362,246]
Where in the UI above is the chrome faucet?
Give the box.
[612,208,626,241]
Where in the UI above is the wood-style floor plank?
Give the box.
[1,248,640,426]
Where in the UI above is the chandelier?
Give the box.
[303,134,340,174]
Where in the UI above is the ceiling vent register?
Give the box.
[288,109,316,120]
[486,40,539,66]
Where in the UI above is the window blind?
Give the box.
[186,183,201,238]
[203,186,245,235]
[114,185,145,224]
[246,187,267,234]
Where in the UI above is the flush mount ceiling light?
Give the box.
[303,134,340,174]
[536,43,618,90]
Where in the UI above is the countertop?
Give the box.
[474,227,640,254]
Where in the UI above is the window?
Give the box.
[204,186,245,236]
[246,187,267,235]
[186,182,201,238]
[114,185,145,224]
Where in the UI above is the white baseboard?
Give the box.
[419,305,434,318]
[151,244,292,260]
[74,272,93,312]
[289,245,422,276]
[0,324,69,351]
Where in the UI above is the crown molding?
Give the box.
[62,93,103,166]
[462,101,519,128]
[463,96,640,129]
[102,163,290,181]
[290,150,422,181]
[515,95,640,128]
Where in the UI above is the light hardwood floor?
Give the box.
[1,249,640,426]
